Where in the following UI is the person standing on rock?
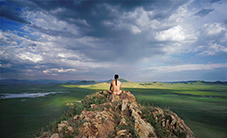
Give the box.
[108,74,122,95]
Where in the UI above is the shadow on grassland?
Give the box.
[1,84,95,138]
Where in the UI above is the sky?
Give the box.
[0,0,227,82]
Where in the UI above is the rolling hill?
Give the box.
[105,78,131,83]
[75,80,98,85]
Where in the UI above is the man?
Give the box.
[107,74,122,95]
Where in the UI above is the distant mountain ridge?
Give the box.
[1,79,226,86]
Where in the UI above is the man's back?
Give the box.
[111,80,121,92]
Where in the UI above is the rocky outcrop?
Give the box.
[75,110,115,138]
[41,91,194,138]
[153,107,194,138]
[142,106,194,138]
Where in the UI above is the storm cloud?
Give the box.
[0,4,30,24]
[0,0,226,81]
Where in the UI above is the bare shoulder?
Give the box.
[111,80,115,85]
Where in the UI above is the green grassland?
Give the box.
[1,82,227,138]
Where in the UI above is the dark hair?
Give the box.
[114,74,119,86]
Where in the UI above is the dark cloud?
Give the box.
[192,0,221,5]
[224,19,227,24]
[0,4,30,24]
[1,0,226,81]
[29,24,80,38]
[6,0,188,36]
[208,0,221,3]
[194,8,214,17]
[65,33,166,64]
[29,43,37,47]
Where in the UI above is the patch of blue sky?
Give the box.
[1,17,42,41]
[14,7,23,12]
[0,1,10,6]
[0,17,24,32]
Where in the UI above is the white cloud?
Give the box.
[102,3,120,15]
[198,43,227,56]
[135,7,150,27]
[102,7,145,34]
[0,63,11,68]
[77,36,103,48]
[0,28,113,73]
[24,10,79,36]
[17,52,43,63]
[145,63,227,73]
[75,19,90,26]
[0,28,89,65]
[59,59,115,69]
[155,25,185,41]
[40,34,57,41]
[43,68,77,74]
[57,53,81,59]
[102,2,198,42]
[50,8,65,14]
[0,31,14,44]
[149,19,173,30]
[68,18,90,26]
[103,20,141,35]
[168,1,190,23]
[131,25,141,34]
[0,30,20,45]
[204,22,226,35]
[102,20,114,26]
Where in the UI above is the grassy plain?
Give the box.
[1,82,227,138]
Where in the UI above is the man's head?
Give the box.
[114,74,119,80]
